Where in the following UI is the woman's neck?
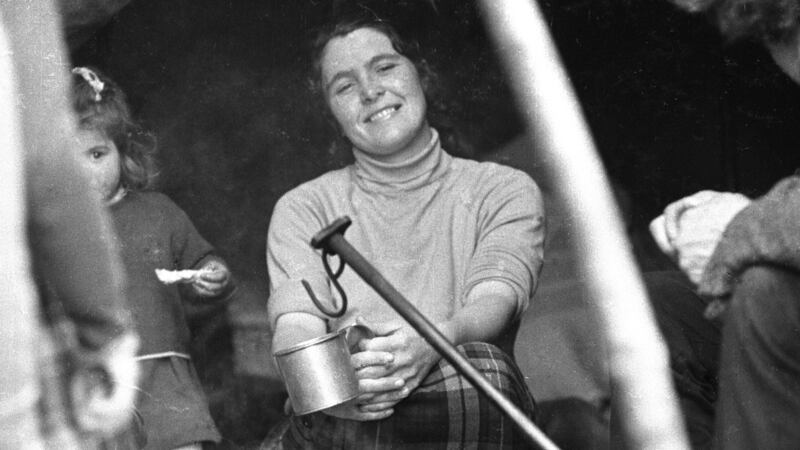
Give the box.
[369,124,433,165]
[352,127,447,186]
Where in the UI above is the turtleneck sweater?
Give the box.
[267,129,545,337]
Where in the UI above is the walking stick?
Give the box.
[310,216,559,450]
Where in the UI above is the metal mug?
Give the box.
[273,324,372,415]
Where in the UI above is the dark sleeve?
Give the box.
[5,0,132,350]
[464,168,545,319]
[167,198,236,307]
[700,176,800,298]
[170,198,215,270]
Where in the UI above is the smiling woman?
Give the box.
[266,14,546,449]
[320,27,431,162]
[306,16,470,161]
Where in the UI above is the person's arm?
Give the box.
[3,0,137,435]
[438,280,517,346]
[266,191,401,420]
[357,168,545,410]
[449,168,546,342]
[700,176,800,301]
[164,196,236,310]
[5,0,132,350]
[351,283,519,417]
[266,191,334,349]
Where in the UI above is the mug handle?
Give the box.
[342,324,374,353]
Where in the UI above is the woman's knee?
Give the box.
[454,342,535,410]
[456,342,519,384]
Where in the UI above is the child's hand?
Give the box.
[191,259,231,297]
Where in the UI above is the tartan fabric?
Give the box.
[281,342,537,449]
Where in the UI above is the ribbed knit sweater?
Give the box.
[267,130,545,337]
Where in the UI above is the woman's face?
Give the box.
[320,27,430,162]
[73,127,122,203]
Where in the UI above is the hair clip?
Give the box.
[72,67,105,101]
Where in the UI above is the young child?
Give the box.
[71,66,235,450]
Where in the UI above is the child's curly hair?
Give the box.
[72,67,158,191]
[671,0,800,44]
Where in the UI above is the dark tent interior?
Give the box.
[60,0,800,447]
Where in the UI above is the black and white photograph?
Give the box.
[3,0,800,448]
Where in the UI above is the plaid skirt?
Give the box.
[281,342,537,449]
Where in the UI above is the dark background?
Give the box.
[64,0,800,447]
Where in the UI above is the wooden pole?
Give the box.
[477,1,690,448]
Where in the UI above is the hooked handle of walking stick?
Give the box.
[300,217,353,318]
[310,216,352,250]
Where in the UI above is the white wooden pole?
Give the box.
[477,1,690,448]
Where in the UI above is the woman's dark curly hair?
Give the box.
[72,66,158,191]
[308,15,470,157]
[672,0,800,44]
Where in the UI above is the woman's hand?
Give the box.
[650,190,750,284]
[322,346,405,421]
[355,318,441,406]
[322,316,442,420]
[191,259,231,297]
